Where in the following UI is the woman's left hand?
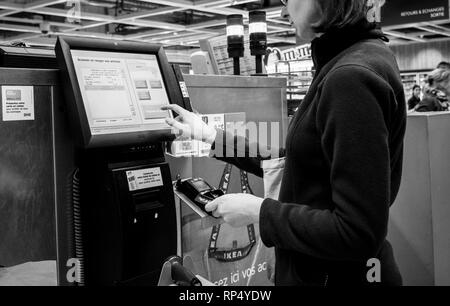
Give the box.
[205,193,264,228]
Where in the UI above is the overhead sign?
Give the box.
[380,0,449,27]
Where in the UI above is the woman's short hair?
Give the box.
[437,61,450,69]
[312,0,370,32]
[428,68,450,88]
[412,85,421,91]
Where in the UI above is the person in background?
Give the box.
[415,85,446,112]
[422,66,450,112]
[428,67,450,97]
[407,85,421,110]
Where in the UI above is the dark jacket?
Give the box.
[408,96,420,110]
[415,97,445,112]
[211,25,406,286]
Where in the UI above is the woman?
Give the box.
[407,85,421,110]
[163,0,406,286]
[428,67,450,97]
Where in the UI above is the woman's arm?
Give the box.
[259,66,399,262]
[162,104,284,178]
[209,128,285,178]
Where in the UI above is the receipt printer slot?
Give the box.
[133,190,164,213]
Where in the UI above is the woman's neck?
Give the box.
[310,21,385,74]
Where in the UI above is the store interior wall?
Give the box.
[390,40,450,71]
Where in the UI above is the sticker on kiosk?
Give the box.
[126,167,163,191]
[2,86,35,121]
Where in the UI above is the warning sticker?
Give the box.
[1,86,34,121]
[126,167,163,191]
[179,81,190,98]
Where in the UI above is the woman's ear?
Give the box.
[310,1,324,34]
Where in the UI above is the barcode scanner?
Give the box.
[167,256,202,286]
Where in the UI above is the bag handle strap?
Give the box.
[208,164,256,262]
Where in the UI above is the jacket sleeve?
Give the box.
[260,65,395,261]
[209,128,285,178]
[407,98,414,110]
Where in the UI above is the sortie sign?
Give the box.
[380,0,449,27]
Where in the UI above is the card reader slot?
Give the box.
[133,190,164,213]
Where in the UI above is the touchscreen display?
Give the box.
[71,49,173,135]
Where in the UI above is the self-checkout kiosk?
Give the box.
[54,37,187,286]
[0,38,288,286]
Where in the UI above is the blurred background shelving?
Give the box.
[267,57,314,120]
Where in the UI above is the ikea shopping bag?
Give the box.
[261,157,285,199]
[181,164,275,286]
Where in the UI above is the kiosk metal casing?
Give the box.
[55,37,183,286]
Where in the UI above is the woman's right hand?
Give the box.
[161,105,217,144]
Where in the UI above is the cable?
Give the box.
[72,168,85,286]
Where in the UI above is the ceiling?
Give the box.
[1,0,450,52]
[0,0,295,50]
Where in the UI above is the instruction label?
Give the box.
[126,167,163,191]
[1,86,34,121]
[179,81,190,98]
[127,167,164,191]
